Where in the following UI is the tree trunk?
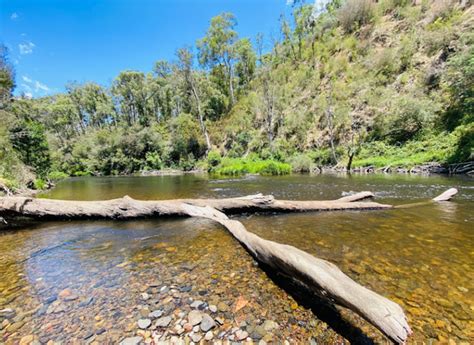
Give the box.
[190,82,211,152]
[182,203,412,344]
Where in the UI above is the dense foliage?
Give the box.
[0,0,473,188]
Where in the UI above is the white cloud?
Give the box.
[35,81,50,92]
[21,75,50,96]
[24,92,33,99]
[22,75,33,83]
[11,13,19,20]
[19,41,35,55]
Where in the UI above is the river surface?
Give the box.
[0,174,473,344]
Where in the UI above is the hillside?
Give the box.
[0,0,473,189]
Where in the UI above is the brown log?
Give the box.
[181,203,412,343]
[0,192,391,221]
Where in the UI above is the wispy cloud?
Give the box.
[19,41,35,55]
[21,75,50,96]
[11,12,19,20]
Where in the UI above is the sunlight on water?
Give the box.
[1,174,473,343]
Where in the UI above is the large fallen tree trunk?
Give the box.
[0,191,391,220]
[182,203,412,343]
[0,189,458,343]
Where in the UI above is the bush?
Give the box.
[289,154,313,173]
[33,178,46,190]
[212,158,291,176]
[207,150,222,171]
[338,0,374,33]
[48,171,68,181]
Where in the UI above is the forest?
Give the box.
[0,0,472,190]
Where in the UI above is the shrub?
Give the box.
[33,178,46,190]
[48,171,68,181]
[338,0,374,33]
[207,150,222,172]
[212,158,291,176]
[289,154,313,173]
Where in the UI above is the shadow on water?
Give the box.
[257,261,377,345]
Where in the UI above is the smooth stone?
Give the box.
[180,286,192,293]
[209,305,217,313]
[19,335,34,345]
[217,302,229,312]
[141,293,150,301]
[155,316,172,328]
[263,320,278,331]
[0,308,15,319]
[183,323,193,332]
[58,288,73,299]
[200,313,215,332]
[191,333,202,342]
[149,310,163,319]
[138,319,152,329]
[79,297,94,307]
[7,321,25,332]
[149,281,162,287]
[119,336,143,345]
[190,300,204,309]
[235,330,249,341]
[188,310,202,326]
[204,331,214,341]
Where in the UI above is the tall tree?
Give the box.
[234,38,257,91]
[176,47,211,152]
[0,44,15,110]
[197,13,238,105]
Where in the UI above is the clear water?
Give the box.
[1,173,473,343]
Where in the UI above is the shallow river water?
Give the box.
[0,174,473,344]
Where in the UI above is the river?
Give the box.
[0,173,472,344]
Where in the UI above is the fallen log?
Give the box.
[0,191,391,221]
[0,189,458,343]
[182,203,412,343]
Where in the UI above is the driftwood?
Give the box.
[0,189,458,343]
[0,191,391,220]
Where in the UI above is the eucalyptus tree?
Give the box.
[197,13,238,106]
[176,47,211,152]
[234,38,257,91]
[0,44,14,110]
[66,82,114,131]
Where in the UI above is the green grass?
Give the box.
[351,132,462,168]
[212,158,291,176]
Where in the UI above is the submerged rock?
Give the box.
[155,316,172,328]
[200,313,215,331]
[188,310,202,326]
[119,336,143,345]
[137,318,151,329]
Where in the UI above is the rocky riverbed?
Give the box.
[0,219,353,345]
[1,172,473,344]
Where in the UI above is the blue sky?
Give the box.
[0,0,295,97]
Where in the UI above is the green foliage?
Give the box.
[337,0,374,33]
[288,154,313,173]
[207,150,222,171]
[2,0,473,187]
[9,120,51,178]
[48,171,69,181]
[351,131,470,168]
[213,157,291,176]
[33,178,46,190]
